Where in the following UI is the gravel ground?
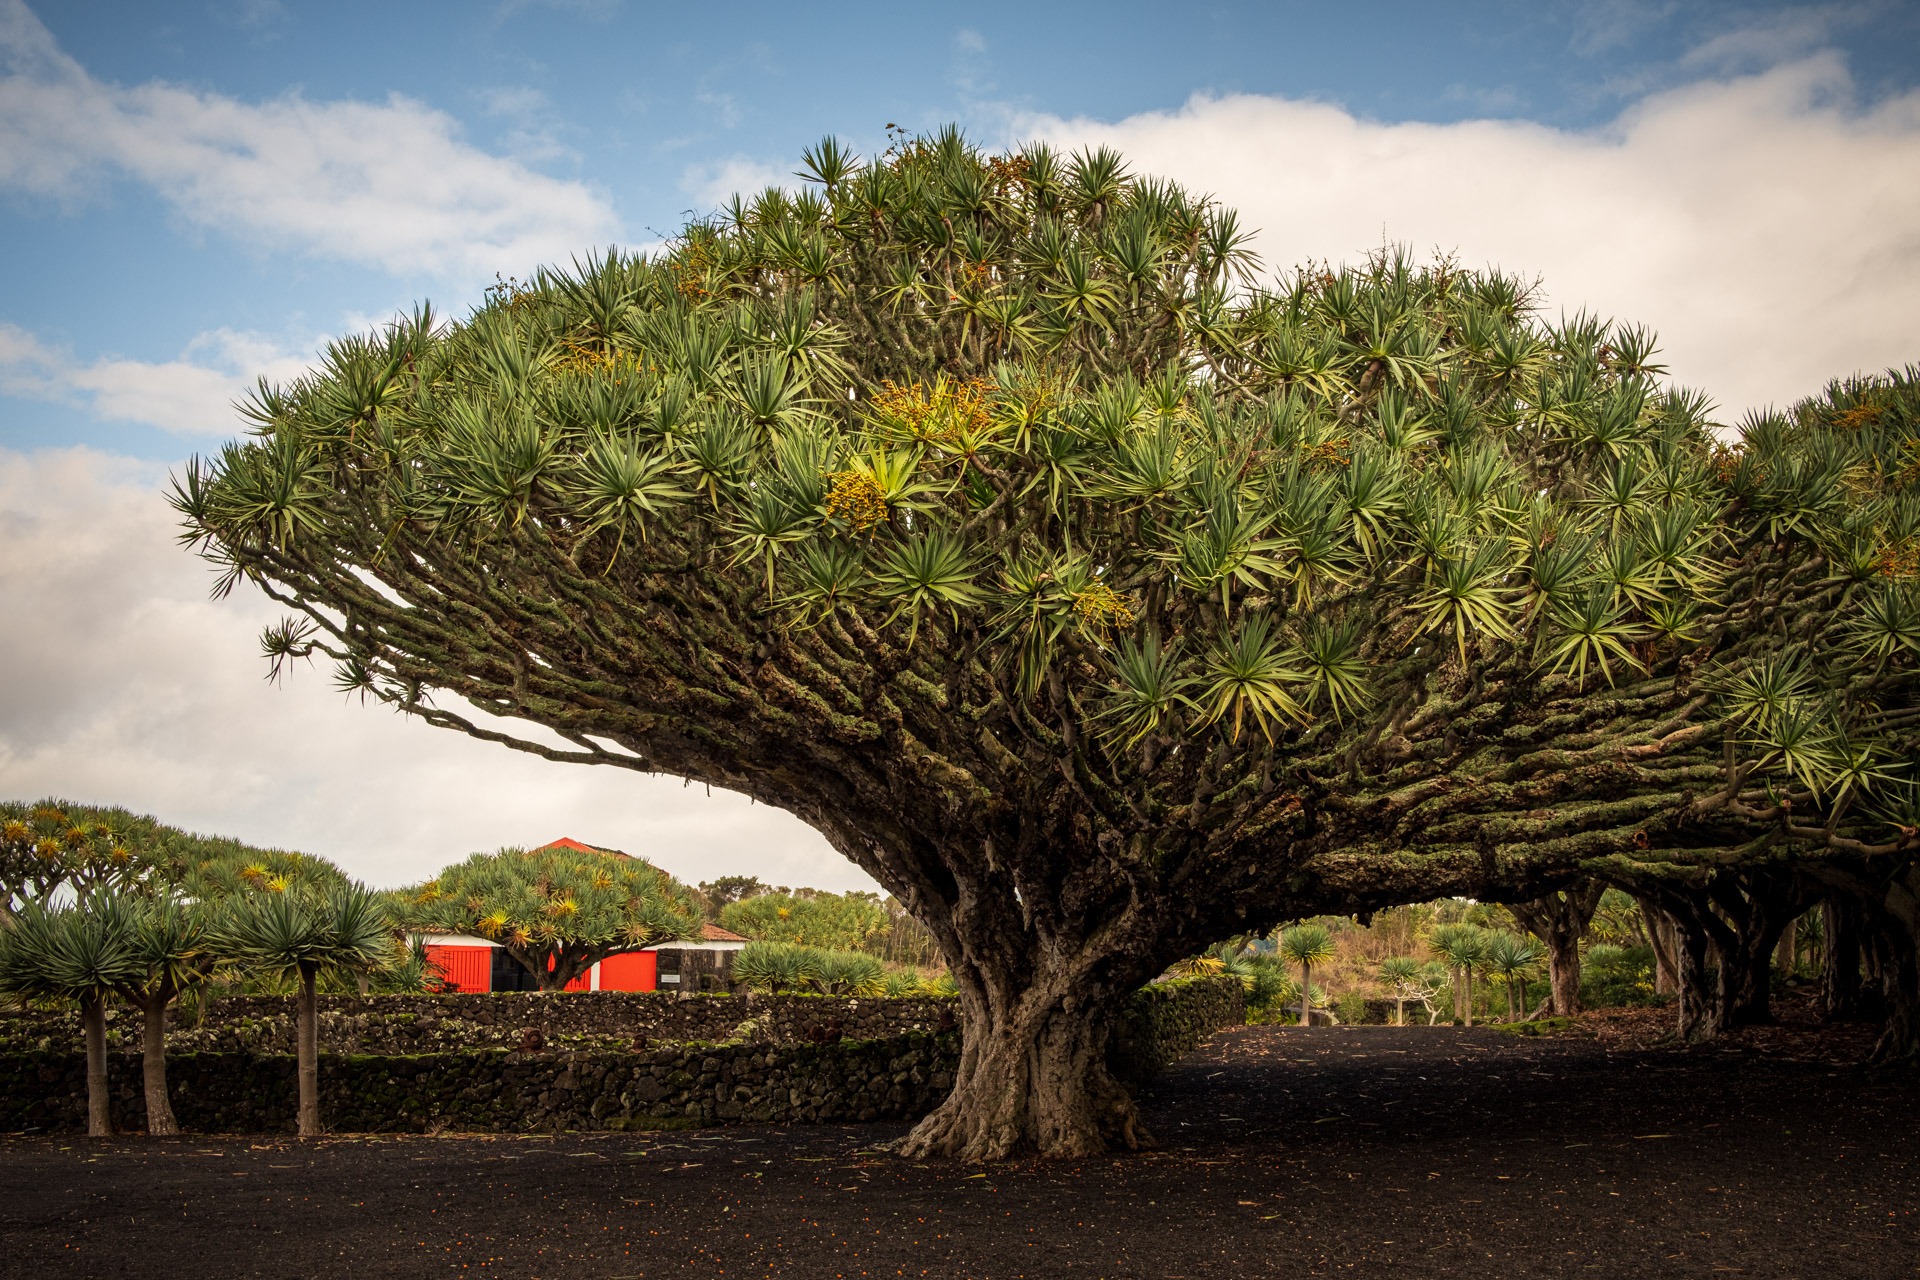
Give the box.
[0,1021,1914,1278]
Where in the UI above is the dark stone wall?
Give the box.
[0,977,1245,1135]
[0,1035,958,1135]
[0,991,958,1057]
[1110,976,1248,1086]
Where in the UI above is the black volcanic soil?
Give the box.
[1,1019,1914,1279]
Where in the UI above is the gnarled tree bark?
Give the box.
[1507,882,1606,1016]
[1820,897,1865,1021]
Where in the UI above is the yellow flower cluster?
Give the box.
[671,240,714,301]
[483,273,536,313]
[984,153,1031,194]
[1302,436,1352,469]
[552,337,618,376]
[824,470,889,533]
[870,377,996,446]
[961,261,998,290]
[1072,580,1138,633]
[1830,404,1884,432]
[1877,537,1920,580]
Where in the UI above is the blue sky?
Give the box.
[2,0,1918,887]
[10,0,1920,459]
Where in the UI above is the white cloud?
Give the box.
[1015,53,1920,416]
[478,84,579,166]
[0,322,315,436]
[680,156,786,211]
[0,0,619,279]
[0,446,876,893]
[693,90,743,131]
[1570,0,1678,57]
[1679,4,1864,72]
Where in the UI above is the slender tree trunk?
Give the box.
[296,962,320,1138]
[1299,961,1311,1027]
[1775,917,1798,975]
[81,994,110,1137]
[1821,897,1864,1021]
[140,993,179,1136]
[1645,906,1679,995]
[1507,884,1605,1016]
[895,947,1150,1162]
[1462,969,1474,1027]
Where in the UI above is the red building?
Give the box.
[418,838,746,992]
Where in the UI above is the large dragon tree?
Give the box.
[173,128,1919,1159]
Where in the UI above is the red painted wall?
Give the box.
[598,951,657,992]
[425,945,492,993]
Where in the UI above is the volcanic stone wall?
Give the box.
[0,978,1244,1135]
[0,991,957,1057]
[0,1034,959,1135]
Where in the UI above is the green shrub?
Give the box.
[814,949,885,996]
[720,892,888,951]
[732,941,822,993]
[1581,943,1658,1008]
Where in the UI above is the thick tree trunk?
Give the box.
[1652,869,1809,1039]
[81,995,110,1137]
[895,959,1147,1162]
[1548,952,1580,1017]
[1869,929,1920,1063]
[141,995,178,1136]
[1775,917,1798,975]
[1867,867,1920,1063]
[1718,930,1779,1030]
[1508,884,1605,1016]
[1820,898,1864,1021]
[1707,871,1805,1031]
[296,963,320,1138]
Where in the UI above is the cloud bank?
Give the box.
[0,323,319,436]
[0,0,619,279]
[0,447,873,892]
[1018,53,1920,417]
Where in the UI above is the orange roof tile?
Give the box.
[536,836,631,859]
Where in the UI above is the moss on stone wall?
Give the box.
[0,977,1243,1135]
[1108,977,1246,1087]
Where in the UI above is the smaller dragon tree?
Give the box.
[0,801,169,920]
[397,846,701,989]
